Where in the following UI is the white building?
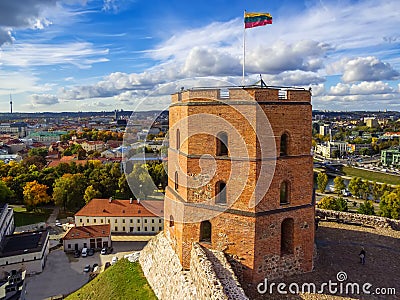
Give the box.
[74,199,164,234]
[62,224,111,252]
[0,230,49,278]
[0,203,14,244]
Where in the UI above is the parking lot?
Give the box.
[24,241,147,300]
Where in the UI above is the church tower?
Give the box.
[164,86,314,283]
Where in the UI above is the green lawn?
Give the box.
[11,205,52,227]
[66,259,156,300]
[342,166,400,186]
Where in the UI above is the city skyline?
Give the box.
[0,0,400,112]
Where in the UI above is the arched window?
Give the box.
[176,129,180,150]
[215,181,227,204]
[281,218,294,255]
[280,181,289,205]
[169,215,174,227]
[280,133,289,156]
[174,171,179,191]
[200,220,212,243]
[216,132,228,156]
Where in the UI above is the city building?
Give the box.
[364,117,378,128]
[381,148,400,167]
[0,123,28,138]
[319,124,330,136]
[74,199,164,234]
[0,230,49,278]
[164,86,315,284]
[315,141,348,158]
[0,204,14,245]
[26,131,67,145]
[62,224,111,252]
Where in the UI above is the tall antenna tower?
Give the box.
[9,94,13,114]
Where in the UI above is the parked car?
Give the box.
[83,265,91,272]
[104,262,111,269]
[92,263,99,272]
[55,220,62,227]
[74,250,80,258]
[88,248,94,256]
[111,256,118,265]
[100,248,107,255]
[81,247,88,257]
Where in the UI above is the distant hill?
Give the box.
[65,259,157,300]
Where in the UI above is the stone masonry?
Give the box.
[139,232,248,300]
[317,208,400,230]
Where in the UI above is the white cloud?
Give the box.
[1,42,109,68]
[183,47,241,76]
[31,94,59,105]
[328,56,399,82]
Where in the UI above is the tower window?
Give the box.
[280,133,289,156]
[216,132,228,156]
[200,220,212,243]
[174,171,179,190]
[176,129,180,150]
[281,218,294,255]
[169,215,174,227]
[215,181,227,204]
[280,181,289,205]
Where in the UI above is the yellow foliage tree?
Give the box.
[23,180,51,211]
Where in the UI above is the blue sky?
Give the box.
[0,0,399,112]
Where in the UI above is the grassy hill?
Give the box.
[65,259,157,300]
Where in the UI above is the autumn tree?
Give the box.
[316,172,328,193]
[126,164,155,199]
[357,200,375,215]
[53,173,87,211]
[333,176,346,195]
[0,180,13,202]
[84,185,102,204]
[379,189,400,219]
[23,180,51,211]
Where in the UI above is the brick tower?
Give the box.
[164,86,314,284]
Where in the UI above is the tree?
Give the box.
[333,176,346,195]
[84,185,102,204]
[0,180,13,202]
[23,180,51,211]
[316,172,328,193]
[317,196,348,212]
[126,164,155,199]
[53,173,87,211]
[28,148,48,158]
[379,190,400,219]
[357,200,375,215]
[348,177,363,198]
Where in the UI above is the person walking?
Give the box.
[359,247,366,265]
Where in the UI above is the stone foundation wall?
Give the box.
[139,232,248,300]
[316,208,400,230]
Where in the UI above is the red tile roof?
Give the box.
[63,224,110,240]
[75,199,163,218]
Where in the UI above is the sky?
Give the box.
[0,0,399,113]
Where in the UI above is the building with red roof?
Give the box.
[74,199,164,234]
[62,224,111,252]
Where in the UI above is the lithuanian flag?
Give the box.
[244,12,272,29]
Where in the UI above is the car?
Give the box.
[111,256,118,265]
[88,248,94,256]
[55,220,62,227]
[74,250,80,258]
[100,248,107,255]
[92,263,99,272]
[81,247,88,257]
[83,265,91,272]
[104,262,111,269]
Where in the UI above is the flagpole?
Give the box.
[242,10,246,86]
